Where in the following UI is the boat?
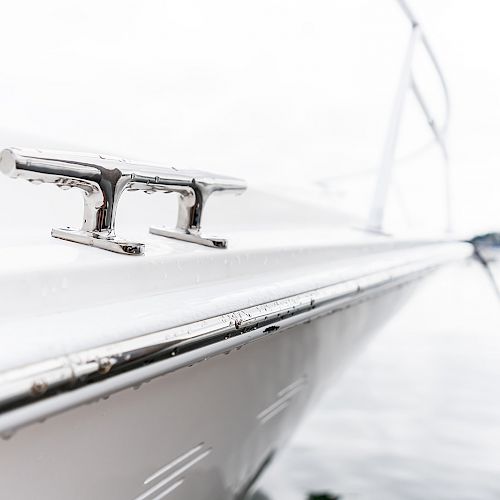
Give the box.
[0,1,475,499]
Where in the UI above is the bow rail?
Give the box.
[367,0,451,233]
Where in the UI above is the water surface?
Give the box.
[255,260,500,499]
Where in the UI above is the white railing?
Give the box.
[367,0,451,233]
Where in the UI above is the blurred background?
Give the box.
[0,0,498,235]
[255,259,500,500]
[1,1,499,498]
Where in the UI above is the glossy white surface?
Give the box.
[0,156,471,499]
[0,283,415,500]
[0,120,473,500]
[0,217,468,372]
[0,2,478,498]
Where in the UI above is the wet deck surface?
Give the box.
[254,259,500,499]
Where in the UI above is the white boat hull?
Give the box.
[0,282,416,500]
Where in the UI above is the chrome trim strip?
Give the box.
[0,247,470,421]
[144,443,205,485]
[277,376,307,398]
[137,479,184,500]
[135,448,211,500]
[257,382,306,424]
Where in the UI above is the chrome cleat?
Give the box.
[0,147,246,254]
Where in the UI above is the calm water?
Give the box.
[253,259,500,500]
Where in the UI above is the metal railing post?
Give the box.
[366,0,452,234]
[367,24,420,232]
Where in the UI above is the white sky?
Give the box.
[0,0,497,234]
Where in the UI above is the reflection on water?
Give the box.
[253,260,500,500]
